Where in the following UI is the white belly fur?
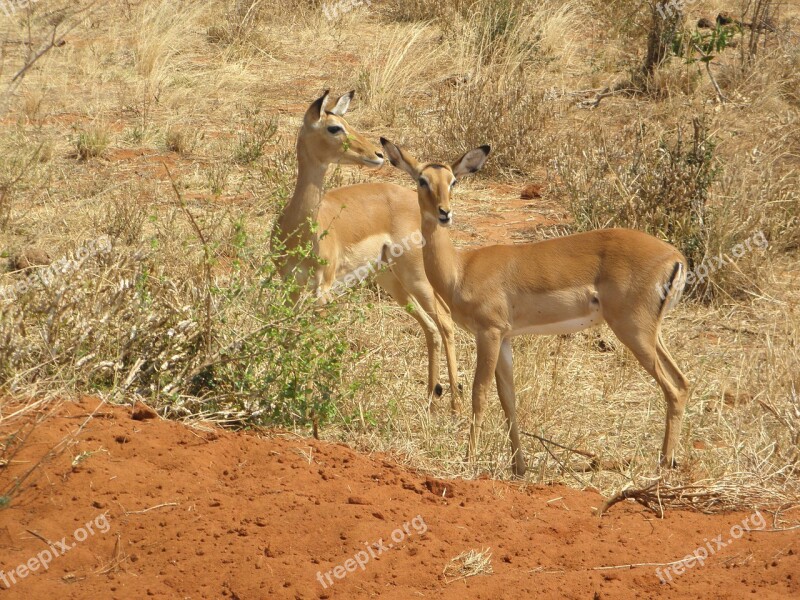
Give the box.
[509,308,604,337]
[335,235,388,283]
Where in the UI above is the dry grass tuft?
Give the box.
[165,125,197,155]
[443,547,494,583]
[74,126,110,160]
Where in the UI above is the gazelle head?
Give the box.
[300,90,384,168]
[380,138,490,228]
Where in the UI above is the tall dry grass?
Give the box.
[354,23,440,126]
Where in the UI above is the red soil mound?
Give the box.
[0,397,796,599]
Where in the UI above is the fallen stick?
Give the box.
[123,502,178,515]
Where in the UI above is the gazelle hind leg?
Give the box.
[606,321,688,468]
[382,257,461,410]
[403,280,461,410]
[495,339,526,477]
[375,271,443,405]
[656,334,689,466]
[398,267,461,409]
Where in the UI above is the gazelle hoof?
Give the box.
[659,454,679,469]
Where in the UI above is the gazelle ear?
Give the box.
[329,90,354,116]
[452,145,491,178]
[305,90,330,124]
[380,138,420,180]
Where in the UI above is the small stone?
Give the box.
[347,496,370,505]
[131,403,159,421]
[424,477,455,498]
[521,184,544,199]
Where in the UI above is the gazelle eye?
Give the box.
[418,178,428,187]
[450,179,457,188]
[327,126,343,134]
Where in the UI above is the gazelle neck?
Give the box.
[420,216,461,307]
[278,136,329,239]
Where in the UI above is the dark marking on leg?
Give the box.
[434,383,443,397]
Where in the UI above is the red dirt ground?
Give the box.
[0,397,796,599]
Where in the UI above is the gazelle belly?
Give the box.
[510,313,604,336]
[509,292,604,337]
[335,235,388,283]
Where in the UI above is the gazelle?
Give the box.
[380,138,690,477]
[271,91,460,407]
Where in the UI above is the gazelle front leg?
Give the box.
[439,312,462,412]
[467,328,503,466]
[495,339,526,478]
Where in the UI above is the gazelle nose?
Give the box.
[375,151,384,159]
[438,207,452,224]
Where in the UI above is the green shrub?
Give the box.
[0,219,365,431]
[556,117,774,301]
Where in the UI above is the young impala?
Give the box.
[271,91,460,407]
[381,138,690,477]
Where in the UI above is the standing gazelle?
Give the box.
[381,138,690,477]
[271,91,460,407]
